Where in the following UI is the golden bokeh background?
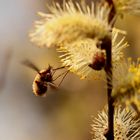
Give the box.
[0,0,140,140]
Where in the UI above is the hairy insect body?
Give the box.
[23,60,68,97]
[33,68,53,96]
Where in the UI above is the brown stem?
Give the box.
[106,0,116,23]
[101,36,114,140]
[103,0,116,139]
[104,46,114,139]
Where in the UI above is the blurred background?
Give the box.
[0,0,140,140]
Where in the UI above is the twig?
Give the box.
[103,0,116,139]
[101,36,114,140]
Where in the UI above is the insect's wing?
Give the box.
[22,60,40,72]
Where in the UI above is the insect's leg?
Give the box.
[57,71,69,87]
[52,70,56,76]
[53,71,68,81]
[53,65,71,71]
[52,66,66,76]
[52,66,66,71]
[48,82,58,89]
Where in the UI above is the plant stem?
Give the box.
[107,0,116,23]
[101,36,114,140]
[104,0,116,139]
[104,40,114,140]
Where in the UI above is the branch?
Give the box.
[103,0,116,139]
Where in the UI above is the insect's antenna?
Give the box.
[22,60,40,73]
[57,71,69,87]
[52,71,56,76]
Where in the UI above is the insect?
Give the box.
[22,60,69,97]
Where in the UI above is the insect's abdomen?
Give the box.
[32,73,47,96]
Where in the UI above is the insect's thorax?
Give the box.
[40,69,53,83]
